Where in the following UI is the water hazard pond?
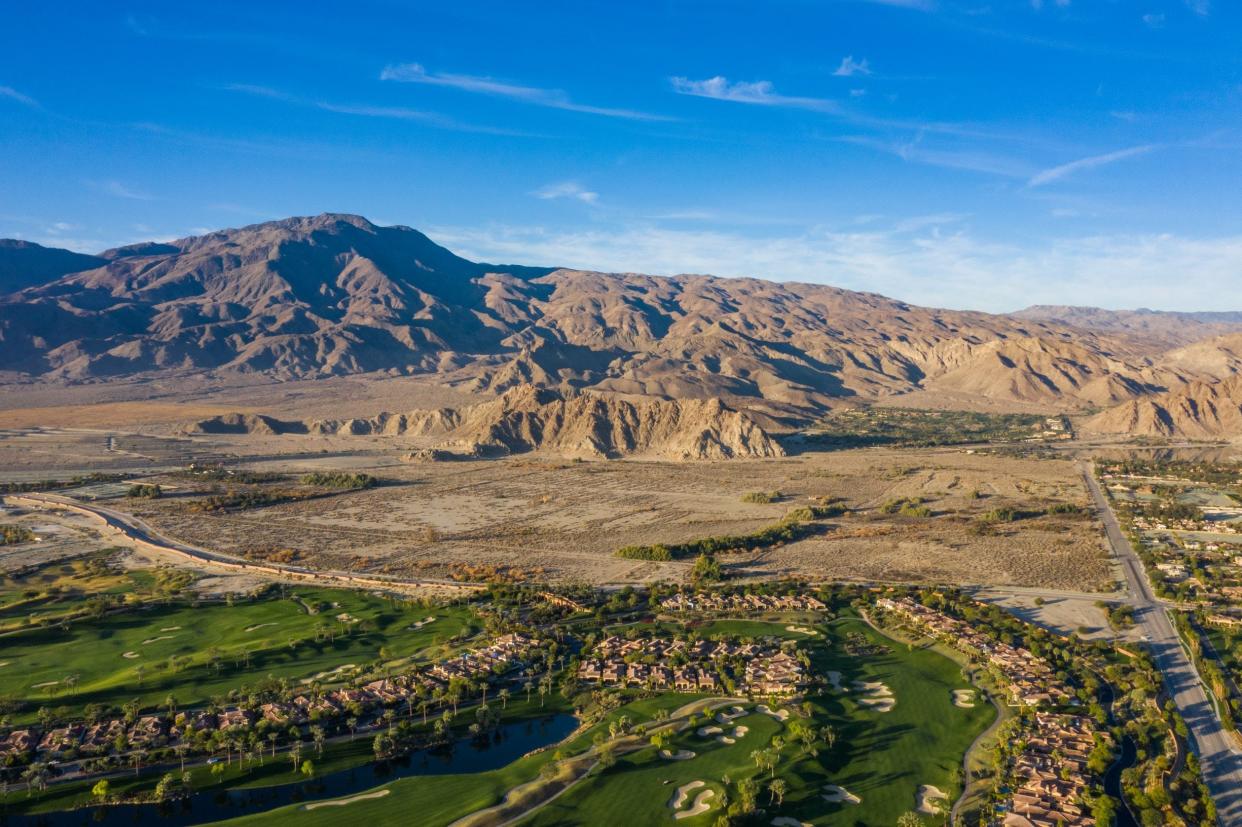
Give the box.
[4,714,577,827]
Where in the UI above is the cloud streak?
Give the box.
[223,83,533,136]
[381,63,672,121]
[670,76,839,112]
[533,182,599,204]
[1028,144,1156,187]
[0,85,38,107]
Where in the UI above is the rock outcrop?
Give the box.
[182,386,784,460]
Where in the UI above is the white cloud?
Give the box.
[840,134,1034,179]
[427,221,1242,313]
[0,85,38,107]
[670,76,838,112]
[1142,13,1166,27]
[532,182,599,204]
[1027,145,1155,187]
[1185,0,1210,15]
[833,56,872,77]
[90,180,156,201]
[380,63,671,121]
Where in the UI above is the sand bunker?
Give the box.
[661,749,696,760]
[715,706,747,723]
[822,784,862,805]
[670,781,705,810]
[756,704,789,721]
[716,735,736,744]
[675,789,715,820]
[952,689,977,708]
[697,726,723,737]
[160,626,182,632]
[854,680,895,712]
[410,616,437,629]
[916,785,948,815]
[826,671,847,692]
[302,663,356,684]
[303,789,390,810]
[335,613,359,624]
[142,635,175,645]
[122,651,140,659]
[772,819,812,827]
[785,625,818,635]
[732,726,749,738]
[32,680,60,689]
[244,623,278,632]
[0,662,10,669]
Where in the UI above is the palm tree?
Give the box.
[498,688,510,710]
[768,778,787,806]
[267,732,279,759]
[22,763,48,798]
[311,725,326,757]
[347,717,359,741]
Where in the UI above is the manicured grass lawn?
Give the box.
[0,588,478,720]
[532,614,992,826]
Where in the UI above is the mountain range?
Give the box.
[2,213,1241,441]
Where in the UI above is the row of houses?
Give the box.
[576,635,805,696]
[1003,713,1105,827]
[876,598,1098,827]
[0,633,543,761]
[660,592,826,614]
[878,597,1069,707]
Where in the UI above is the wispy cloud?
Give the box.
[670,76,839,113]
[532,182,599,204]
[222,83,533,136]
[0,85,38,107]
[1142,13,1166,28]
[1184,0,1210,16]
[428,221,1242,313]
[89,180,156,201]
[840,134,1034,179]
[1027,144,1156,187]
[832,56,871,78]
[380,63,671,121]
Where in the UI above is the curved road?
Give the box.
[5,492,481,595]
[1082,462,1242,825]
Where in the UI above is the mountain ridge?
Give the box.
[3,213,1242,437]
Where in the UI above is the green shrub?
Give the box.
[0,525,35,545]
[300,472,376,489]
[740,491,781,504]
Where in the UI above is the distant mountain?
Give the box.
[1015,305,1242,347]
[2,214,1241,436]
[0,240,106,295]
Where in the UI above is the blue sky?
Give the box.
[2,0,1241,312]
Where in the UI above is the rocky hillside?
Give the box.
[184,385,783,460]
[1084,376,1242,440]
[3,214,1242,434]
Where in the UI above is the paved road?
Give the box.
[1082,462,1242,825]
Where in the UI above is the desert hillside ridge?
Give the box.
[2,212,1242,434]
[1083,374,1242,441]
[182,384,785,461]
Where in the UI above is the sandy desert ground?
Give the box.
[0,437,1112,591]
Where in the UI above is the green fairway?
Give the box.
[206,614,991,827]
[0,588,479,719]
[526,615,991,826]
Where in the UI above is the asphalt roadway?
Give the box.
[1082,462,1242,825]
